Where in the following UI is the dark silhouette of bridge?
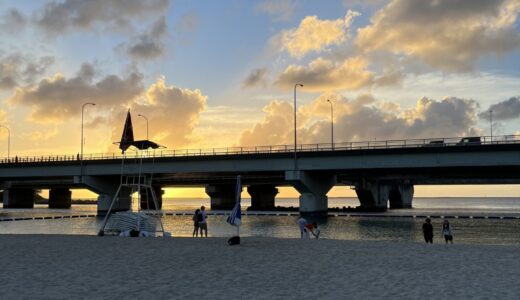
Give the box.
[1,135,520,215]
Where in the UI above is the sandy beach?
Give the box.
[0,235,518,299]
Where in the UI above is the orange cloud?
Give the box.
[6,63,143,124]
[276,10,360,58]
[356,0,520,71]
[108,77,207,150]
[274,56,374,91]
[237,94,481,146]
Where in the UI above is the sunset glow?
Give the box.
[1,0,520,197]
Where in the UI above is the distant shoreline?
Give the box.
[34,199,97,205]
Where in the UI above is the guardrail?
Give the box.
[1,135,519,164]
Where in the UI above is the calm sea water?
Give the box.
[1,197,520,245]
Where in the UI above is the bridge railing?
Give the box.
[1,135,519,164]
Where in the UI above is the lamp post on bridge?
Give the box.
[294,83,303,170]
[81,102,96,160]
[326,99,334,150]
[489,109,493,143]
[138,114,149,140]
[0,124,10,160]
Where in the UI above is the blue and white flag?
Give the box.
[227,175,242,226]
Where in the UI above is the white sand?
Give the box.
[0,235,518,299]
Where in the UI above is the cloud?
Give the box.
[123,16,168,60]
[480,97,520,120]
[109,77,207,149]
[0,8,27,32]
[237,94,480,146]
[33,0,170,34]
[274,56,375,91]
[255,0,296,22]
[6,63,144,123]
[276,10,360,58]
[238,100,294,146]
[374,68,404,87]
[242,68,268,88]
[399,96,480,139]
[29,128,59,141]
[356,0,520,71]
[0,54,54,90]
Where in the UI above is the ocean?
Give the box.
[1,197,519,245]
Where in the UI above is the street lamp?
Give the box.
[489,109,493,143]
[326,99,334,149]
[81,102,96,160]
[138,114,149,140]
[0,125,10,160]
[294,83,303,170]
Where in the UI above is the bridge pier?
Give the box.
[355,181,389,211]
[139,186,163,209]
[248,185,278,210]
[2,188,35,208]
[285,171,336,216]
[389,184,414,209]
[206,184,235,210]
[77,176,132,214]
[97,188,132,214]
[49,188,72,209]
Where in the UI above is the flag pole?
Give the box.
[226,174,242,244]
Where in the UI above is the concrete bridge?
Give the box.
[1,135,520,215]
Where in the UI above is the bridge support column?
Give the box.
[97,188,132,214]
[389,184,414,209]
[247,185,278,210]
[2,188,35,208]
[49,188,72,209]
[76,176,132,214]
[285,171,336,216]
[355,181,389,211]
[140,186,163,210]
[206,184,235,210]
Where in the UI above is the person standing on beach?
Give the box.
[297,215,308,239]
[422,218,434,243]
[442,220,453,244]
[192,209,200,237]
[199,206,208,237]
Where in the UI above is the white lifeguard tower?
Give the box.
[98,110,167,237]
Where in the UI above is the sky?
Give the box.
[1,0,520,198]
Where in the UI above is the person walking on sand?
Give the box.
[442,220,453,244]
[297,215,308,239]
[199,206,208,237]
[192,209,200,237]
[423,218,434,244]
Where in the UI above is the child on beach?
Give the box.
[297,216,308,239]
[422,218,433,243]
[442,220,453,244]
[192,209,200,237]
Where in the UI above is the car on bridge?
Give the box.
[457,137,481,145]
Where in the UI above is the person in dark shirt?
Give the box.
[422,218,434,243]
[192,209,200,237]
